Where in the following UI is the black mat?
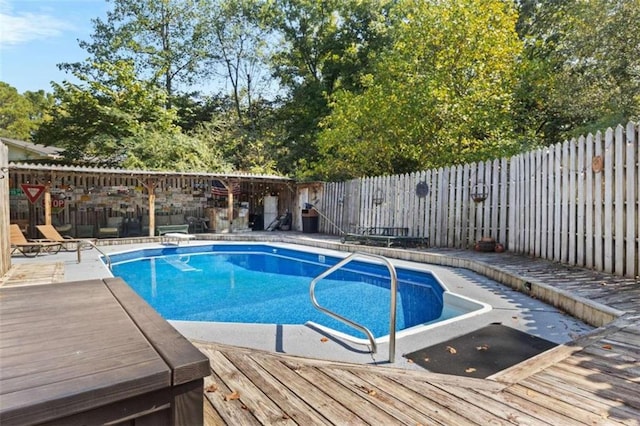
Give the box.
[404,324,557,378]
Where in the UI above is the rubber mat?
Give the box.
[404,323,557,378]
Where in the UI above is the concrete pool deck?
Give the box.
[4,233,600,370]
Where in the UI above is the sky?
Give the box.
[0,0,109,93]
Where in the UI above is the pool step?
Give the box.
[163,256,199,272]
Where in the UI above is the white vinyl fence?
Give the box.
[317,122,639,278]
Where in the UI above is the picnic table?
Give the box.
[341,227,429,248]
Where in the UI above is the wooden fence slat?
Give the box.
[626,122,638,277]
[490,159,500,244]
[603,128,614,273]
[406,173,414,235]
[594,131,604,270]
[475,161,485,242]
[453,166,463,247]
[568,138,577,264]
[553,144,562,261]
[447,167,456,246]
[540,148,549,258]
[527,152,535,255]
[561,140,570,263]
[576,136,586,266]
[546,147,555,259]
[534,150,542,257]
[637,123,640,277]
[585,134,594,268]
[518,154,526,252]
[614,125,625,275]
[425,170,433,241]
[461,165,470,248]
[507,158,517,250]
[483,160,492,240]
[499,158,508,248]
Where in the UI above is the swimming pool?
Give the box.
[109,243,489,342]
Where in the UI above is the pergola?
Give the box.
[7,163,295,237]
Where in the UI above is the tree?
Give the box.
[202,0,273,122]
[265,0,392,177]
[34,60,177,164]
[514,0,640,145]
[315,0,522,179]
[0,83,53,140]
[191,98,283,174]
[122,129,232,171]
[60,0,211,107]
[172,91,232,132]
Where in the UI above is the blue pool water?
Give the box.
[110,244,469,339]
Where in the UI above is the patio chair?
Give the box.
[98,216,123,239]
[36,224,96,251]
[10,224,62,257]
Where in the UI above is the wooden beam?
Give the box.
[138,178,160,237]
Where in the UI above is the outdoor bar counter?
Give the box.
[0,277,210,425]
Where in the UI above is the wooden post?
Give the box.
[44,186,52,226]
[138,178,159,237]
[227,190,234,233]
[149,189,156,237]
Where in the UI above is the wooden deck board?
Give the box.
[321,368,437,425]
[203,369,262,426]
[365,374,491,425]
[291,363,402,425]
[251,353,366,424]
[505,382,617,425]
[221,350,332,425]
[426,381,546,425]
[521,374,634,421]
[206,349,297,425]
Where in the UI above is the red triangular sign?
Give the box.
[20,184,46,204]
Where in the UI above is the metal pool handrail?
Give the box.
[309,252,398,363]
[75,239,112,270]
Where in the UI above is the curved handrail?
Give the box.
[309,252,398,363]
[75,239,112,270]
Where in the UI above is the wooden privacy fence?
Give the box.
[318,122,639,278]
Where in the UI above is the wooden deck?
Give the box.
[197,321,639,425]
[195,246,640,425]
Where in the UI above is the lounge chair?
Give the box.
[10,224,62,257]
[36,224,96,251]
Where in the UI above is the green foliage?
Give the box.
[203,0,273,121]
[60,0,212,104]
[315,0,522,179]
[121,129,232,172]
[515,0,640,144]
[172,92,231,132]
[266,0,393,177]
[34,60,177,165]
[0,83,53,140]
[191,99,283,174]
